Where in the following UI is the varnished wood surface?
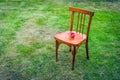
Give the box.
[55,7,94,70]
[55,31,86,46]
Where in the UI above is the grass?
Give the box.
[0,0,120,80]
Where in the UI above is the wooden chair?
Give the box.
[54,7,94,70]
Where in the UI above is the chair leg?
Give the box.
[56,40,59,62]
[86,41,89,60]
[72,46,76,70]
[69,46,72,52]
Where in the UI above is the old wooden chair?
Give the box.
[54,7,94,70]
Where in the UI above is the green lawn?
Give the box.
[0,0,120,80]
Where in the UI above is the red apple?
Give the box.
[70,32,75,38]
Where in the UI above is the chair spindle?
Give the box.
[70,11,75,31]
[82,14,86,34]
[79,13,83,33]
[76,13,80,32]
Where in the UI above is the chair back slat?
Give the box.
[76,13,80,32]
[79,13,83,33]
[82,14,86,34]
[70,11,74,31]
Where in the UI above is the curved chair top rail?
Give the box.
[69,7,94,16]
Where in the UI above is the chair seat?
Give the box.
[55,31,86,46]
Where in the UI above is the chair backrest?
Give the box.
[69,7,94,40]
